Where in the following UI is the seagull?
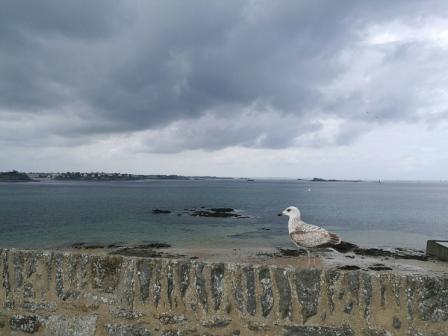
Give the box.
[279,206,342,266]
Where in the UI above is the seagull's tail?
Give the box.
[329,232,342,245]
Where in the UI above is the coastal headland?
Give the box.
[0,247,446,336]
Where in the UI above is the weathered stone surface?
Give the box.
[2,250,11,301]
[13,253,25,288]
[363,328,391,336]
[167,262,175,308]
[283,326,354,336]
[195,262,208,311]
[9,314,41,333]
[361,273,372,319]
[105,323,151,336]
[137,260,151,302]
[417,276,448,322]
[0,248,447,336]
[202,317,232,328]
[211,263,225,311]
[152,259,162,307]
[275,268,292,319]
[233,267,245,313]
[179,262,190,299]
[324,270,339,313]
[91,255,123,293]
[342,271,359,315]
[119,259,135,310]
[156,313,187,325]
[55,253,64,298]
[244,266,256,316]
[295,269,321,321]
[47,315,97,336]
[259,267,273,317]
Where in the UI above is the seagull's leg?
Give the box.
[307,249,312,268]
[291,241,310,267]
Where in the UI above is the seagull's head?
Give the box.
[278,206,301,219]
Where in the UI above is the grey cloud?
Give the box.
[1,0,447,152]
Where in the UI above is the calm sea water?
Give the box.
[0,179,446,249]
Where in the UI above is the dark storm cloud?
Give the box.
[1,0,447,152]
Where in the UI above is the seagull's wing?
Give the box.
[290,221,341,247]
[299,221,326,232]
[290,230,332,248]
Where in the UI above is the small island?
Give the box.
[0,170,34,182]
[297,177,363,182]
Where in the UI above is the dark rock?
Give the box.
[107,242,126,248]
[134,242,171,249]
[337,265,361,271]
[244,266,256,316]
[9,315,41,333]
[187,207,247,218]
[295,269,321,321]
[319,241,358,252]
[2,250,10,297]
[210,208,235,213]
[259,267,274,317]
[167,263,174,308]
[110,244,181,259]
[191,211,238,218]
[71,242,106,249]
[152,209,171,214]
[283,326,354,336]
[278,248,307,257]
[368,265,392,271]
[344,301,354,314]
[274,268,292,319]
[392,316,401,329]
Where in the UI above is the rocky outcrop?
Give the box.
[0,248,446,335]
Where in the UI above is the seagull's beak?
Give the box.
[278,212,283,216]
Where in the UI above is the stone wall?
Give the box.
[0,249,447,335]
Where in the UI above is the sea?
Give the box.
[0,179,447,250]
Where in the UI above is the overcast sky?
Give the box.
[1,1,448,179]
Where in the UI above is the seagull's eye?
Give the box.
[287,209,291,212]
